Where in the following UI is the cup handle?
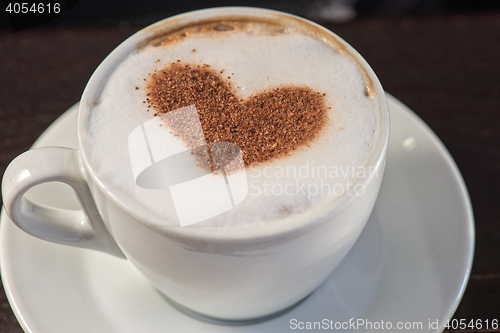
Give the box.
[2,147,125,258]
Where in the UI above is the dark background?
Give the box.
[1,0,500,29]
[1,0,499,332]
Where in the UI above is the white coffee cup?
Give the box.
[2,7,389,320]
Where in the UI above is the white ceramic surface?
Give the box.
[0,94,474,332]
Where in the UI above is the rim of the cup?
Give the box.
[78,6,390,241]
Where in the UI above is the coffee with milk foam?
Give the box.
[82,16,381,227]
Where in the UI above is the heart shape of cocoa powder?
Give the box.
[145,62,327,166]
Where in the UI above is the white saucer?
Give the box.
[1,94,474,333]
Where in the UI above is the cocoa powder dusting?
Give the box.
[145,62,327,166]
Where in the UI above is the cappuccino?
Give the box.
[82,13,381,227]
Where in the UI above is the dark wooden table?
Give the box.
[1,12,499,333]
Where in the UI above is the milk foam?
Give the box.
[82,20,381,227]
